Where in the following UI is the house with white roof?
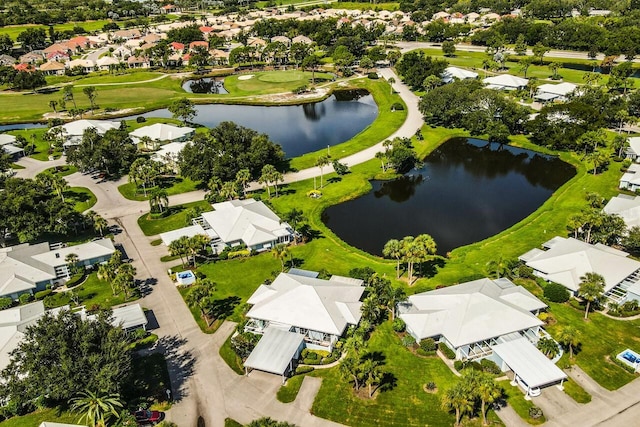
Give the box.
[0,134,24,159]
[535,82,577,102]
[129,123,195,145]
[620,163,640,190]
[152,141,186,173]
[603,194,640,229]
[0,301,50,372]
[200,199,294,252]
[520,236,640,304]
[441,66,478,84]
[52,119,121,149]
[83,303,148,331]
[624,137,640,163]
[398,278,566,395]
[483,74,528,91]
[243,269,364,380]
[0,238,116,299]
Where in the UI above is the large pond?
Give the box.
[322,137,576,256]
[124,89,377,158]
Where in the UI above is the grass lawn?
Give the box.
[124,353,173,410]
[66,186,97,212]
[277,375,306,403]
[45,165,78,176]
[220,334,245,375]
[118,176,200,201]
[45,271,137,310]
[289,78,407,171]
[500,382,545,425]
[6,128,62,161]
[562,377,592,404]
[0,408,77,427]
[332,1,400,10]
[225,419,244,427]
[311,322,458,426]
[223,70,334,96]
[137,200,211,236]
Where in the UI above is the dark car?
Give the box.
[133,409,163,425]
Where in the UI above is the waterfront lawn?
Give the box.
[66,186,97,212]
[118,176,200,201]
[7,128,62,161]
[137,200,211,236]
[289,78,407,171]
[223,70,334,96]
[311,322,458,427]
[544,300,640,390]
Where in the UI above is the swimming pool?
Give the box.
[617,349,640,370]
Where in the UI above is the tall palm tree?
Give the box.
[51,174,69,202]
[316,155,330,189]
[477,375,502,426]
[413,234,437,277]
[97,263,118,296]
[382,239,402,279]
[383,285,406,320]
[387,77,395,94]
[169,236,189,268]
[220,180,239,200]
[272,243,289,271]
[441,382,474,427]
[82,86,97,115]
[149,189,169,213]
[556,326,580,358]
[65,253,79,277]
[70,390,123,427]
[375,151,387,172]
[114,263,136,298]
[235,168,251,198]
[259,164,277,198]
[187,234,210,268]
[578,272,605,319]
[92,214,108,236]
[283,208,304,245]
[186,284,213,324]
[537,337,560,358]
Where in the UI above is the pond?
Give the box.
[322,137,576,256]
[124,89,377,158]
[182,78,229,94]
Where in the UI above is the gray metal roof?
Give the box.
[244,328,304,375]
[491,337,566,389]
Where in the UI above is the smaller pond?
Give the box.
[182,78,228,94]
[322,138,576,256]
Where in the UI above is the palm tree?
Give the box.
[259,164,277,198]
[49,100,58,113]
[477,375,502,426]
[387,77,395,94]
[114,263,136,298]
[578,272,605,319]
[149,188,169,213]
[441,382,474,427]
[556,326,580,359]
[169,236,189,268]
[383,239,402,278]
[70,390,123,427]
[375,151,387,172]
[413,234,437,277]
[51,174,68,202]
[92,213,108,236]
[360,294,381,324]
[97,263,118,295]
[187,234,209,268]
[220,180,238,200]
[272,243,289,271]
[361,356,384,398]
[383,285,406,321]
[283,208,304,245]
[316,155,330,189]
[235,168,251,198]
[65,253,79,277]
[340,354,362,391]
[186,284,213,324]
[82,86,97,115]
[537,337,560,358]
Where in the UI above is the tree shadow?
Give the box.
[418,258,446,279]
[64,190,91,202]
[153,335,196,402]
[377,372,398,393]
[285,257,305,269]
[279,187,297,196]
[327,177,342,184]
[208,296,241,320]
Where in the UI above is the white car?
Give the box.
[516,376,541,397]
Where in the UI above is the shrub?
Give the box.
[621,300,639,312]
[304,351,318,360]
[34,289,52,300]
[367,72,379,79]
[453,360,464,371]
[231,332,261,359]
[402,334,416,347]
[426,381,436,390]
[440,344,456,359]
[0,297,12,310]
[303,358,321,365]
[529,407,544,419]
[18,293,33,305]
[391,102,404,111]
[392,317,406,332]
[136,116,146,123]
[292,85,308,94]
[544,282,570,303]
[480,358,501,375]
[295,366,314,375]
[228,249,250,259]
[515,264,535,279]
[416,349,436,357]
[420,338,438,352]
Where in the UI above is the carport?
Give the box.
[244,327,305,383]
[491,337,567,396]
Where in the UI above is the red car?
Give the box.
[133,409,163,425]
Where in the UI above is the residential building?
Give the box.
[96,56,120,71]
[620,163,640,190]
[0,134,24,159]
[520,236,640,304]
[65,59,95,73]
[398,278,566,395]
[535,83,577,102]
[483,74,528,90]
[624,137,640,162]
[0,54,16,66]
[603,194,640,228]
[243,269,364,380]
[51,119,121,149]
[39,61,66,76]
[18,51,44,65]
[0,238,116,299]
[129,123,195,145]
[441,66,478,83]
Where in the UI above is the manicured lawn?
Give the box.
[6,128,62,161]
[220,335,245,375]
[137,200,211,236]
[562,377,592,404]
[223,70,334,96]
[45,271,137,310]
[500,382,545,425]
[123,353,173,410]
[332,1,400,10]
[118,176,200,201]
[0,408,77,427]
[311,322,458,426]
[277,375,306,403]
[45,164,77,176]
[289,78,407,171]
[66,186,97,212]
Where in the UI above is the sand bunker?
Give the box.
[238,74,254,80]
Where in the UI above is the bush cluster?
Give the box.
[34,289,52,300]
[391,102,404,111]
[295,366,314,375]
[419,338,438,352]
[543,282,570,303]
[440,344,456,360]
[367,72,379,79]
[392,318,406,332]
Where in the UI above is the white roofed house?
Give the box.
[624,137,640,163]
[0,134,24,160]
[441,66,478,84]
[199,199,294,253]
[604,194,640,228]
[51,119,121,150]
[129,123,195,147]
[398,278,566,395]
[535,82,577,103]
[520,236,640,304]
[96,56,120,71]
[243,270,364,380]
[620,163,640,190]
[483,74,528,91]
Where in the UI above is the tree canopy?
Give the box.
[395,51,448,91]
[67,128,138,177]
[178,121,285,183]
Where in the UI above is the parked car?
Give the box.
[516,376,541,397]
[133,409,163,425]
